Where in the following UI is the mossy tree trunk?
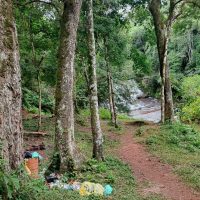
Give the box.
[54,0,83,172]
[149,0,175,123]
[86,0,104,161]
[0,0,23,170]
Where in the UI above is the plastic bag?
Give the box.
[79,181,104,196]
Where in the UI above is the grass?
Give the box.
[79,108,131,122]
[135,122,200,191]
[19,116,165,200]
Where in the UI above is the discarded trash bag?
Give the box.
[32,152,43,160]
[24,151,32,159]
[49,180,81,191]
[46,175,59,183]
[71,181,81,191]
[79,181,104,196]
[104,185,113,196]
[49,180,64,189]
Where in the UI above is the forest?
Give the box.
[1,0,200,199]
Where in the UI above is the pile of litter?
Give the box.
[23,148,113,197]
[46,173,113,196]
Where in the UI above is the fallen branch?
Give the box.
[24,131,48,136]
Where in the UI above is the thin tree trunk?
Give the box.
[37,68,42,131]
[29,17,44,130]
[0,0,23,170]
[36,57,44,131]
[104,37,118,127]
[107,71,115,123]
[54,0,83,172]
[87,0,104,161]
[107,69,118,127]
[110,73,118,127]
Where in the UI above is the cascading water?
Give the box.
[114,79,161,123]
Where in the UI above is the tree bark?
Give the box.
[0,0,23,170]
[149,0,174,122]
[54,0,83,172]
[87,0,104,161]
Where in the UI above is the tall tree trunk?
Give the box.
[104,37,117,127]
[149,0,174,122]
[0,0,23,170]
[54,0,83,172]
[87,0,104,161]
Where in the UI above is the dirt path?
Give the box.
[115,123,200,200]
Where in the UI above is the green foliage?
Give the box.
[0,150,21,200]
[180,75,200,121]
[0,170,20,199]
[131,47,152,76]
[79,108,131,123]
[181,75,200,101]
[160,123,200,152]
[181,98,200,122]
[22,88,54,114]
[99,108,111,120]
[145,135,158,146]
[79,108,111,120]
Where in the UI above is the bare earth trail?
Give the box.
[113,123,200,200]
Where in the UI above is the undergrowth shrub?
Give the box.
[22,88,54,114]
[145,123,200,153]
[162,123,200,152]
[181,97,200,122]
[180,75,200,122]
[99,108,111,120]
[79,108,111,121]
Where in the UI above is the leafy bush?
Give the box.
[0,153,21,200]
[181,75,200,101]
[99,108,111,120]
[22,88,54,114]
[162,123,200,152]
[146,135,158,145]
[181,97,200,122]
[79,108,130,122]
[180,75,200,121]
[79,108,111,120]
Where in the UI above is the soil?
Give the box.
[114,122,200,200]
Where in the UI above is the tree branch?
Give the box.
[186,0,200,8]
[14,0,61,15]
